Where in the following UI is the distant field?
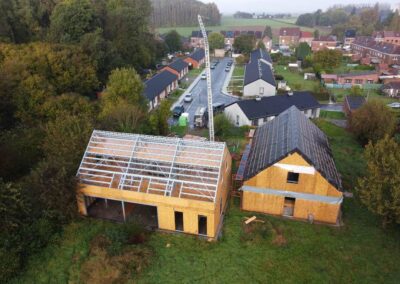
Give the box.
[157,16,329,38]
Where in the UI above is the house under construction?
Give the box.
[76,130,232,238]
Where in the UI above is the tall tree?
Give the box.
[233,34,256,55]
[348,100,397,145]
[49,0,98,43]
[263,25,272,39]
[208,32,225,51]
[165,30,182,52]
[357,136,400,228]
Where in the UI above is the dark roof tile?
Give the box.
[143,71,178,101]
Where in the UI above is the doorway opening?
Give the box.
[198,215,207,236]
[175,211,184,231]
[283,197,296,217]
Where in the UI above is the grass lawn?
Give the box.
[11,121,400,283]
[275,65,320,92]
[157,16,329,38]
[329,88,398,104]
[228,65,245,95]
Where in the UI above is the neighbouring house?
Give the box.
[262,35,273,50]
[373,31,400,46]
[322,71,380,86]
[299,31,314,46]
[76,130,232,239]
[190,31,210,48]
[344,29,356,46]
[243,48,276,97]
[382,81,400,97]
[343,95,366,116]
[311,36,337,52]
[279,27,301,47]
[162,58,189,80]
[143,70,178,110]
[222,31,235,50]
[237,106,343,224]
[184,48,205,69]
[351,37,400,65]
[224,91,320,127]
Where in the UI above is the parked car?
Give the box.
[210,64,216,70]
[172,105,185,117]
[225,66,231,72]
[184,93,193,103]
[201,73,207,80]
[388,102,400,109]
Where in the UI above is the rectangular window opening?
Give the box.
[175,211,184,231]
[198,215,207,235]
[287,172,299,184]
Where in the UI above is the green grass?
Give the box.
[228,65,245,95]
[11,121,400,283]
[275,65,320,92]
[157,16,330,38]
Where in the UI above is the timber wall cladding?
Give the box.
[245,153,342,197]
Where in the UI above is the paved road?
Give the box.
[174,57,238,127]
[320,103,344,112]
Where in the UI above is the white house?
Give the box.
[224,92,321,127]
[243,48,276,97]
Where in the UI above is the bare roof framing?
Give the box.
[77,130,226,203]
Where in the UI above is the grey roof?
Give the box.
[189,48,205,62]
[227,92,320,120]
[250,48,272,64]
[169,58,188,72]
[143,71,177,101]
[353,37,400,55]
[338,71,378,78]
[244,60,275,86]
[244,106,342,190]
[345,95,366,111]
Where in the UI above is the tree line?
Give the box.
[0,0,173,281]
[151,0,221,28]
[295,3,396,39]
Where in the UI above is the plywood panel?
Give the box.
[242,191,284,215]
[293,199,340,224]
[244,152,342,198]
[157,206,175,231]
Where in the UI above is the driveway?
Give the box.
[174,57,238,127]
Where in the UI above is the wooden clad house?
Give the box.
[238,106,343,224]
[76,131,232,239]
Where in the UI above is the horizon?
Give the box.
[200,0,400,14]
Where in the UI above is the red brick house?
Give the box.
[279,27,301,46]
[184,48,205,69]
[299,31,314,46]
[373,31,400,46]
[311,36,337,52]
[351,37,400,65]
[336,72,379,85]
[161,58,189,80]
[143,71,178,111]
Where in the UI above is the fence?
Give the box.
[325,83,382,90]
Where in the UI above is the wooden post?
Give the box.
[121,201,126,222]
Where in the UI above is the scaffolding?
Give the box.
[76,130,227,203]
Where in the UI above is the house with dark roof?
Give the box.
[279,27,301,46]
[190,30,210,48]
[311,36,337,52]
[344,29,356,45]
[184,48,205,69]
[382,81,400,97]
[351,37,400,65]
[343,95,366,116]
[162,58,189,80]
[243,48,276,97]
[224,92,320,126]
[143,71,178,110]
[237,106,343,224]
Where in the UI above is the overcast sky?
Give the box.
[201,0,399,14]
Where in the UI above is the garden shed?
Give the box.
[76,130,232,239]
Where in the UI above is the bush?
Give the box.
[349,100,397,145]
[104,222,146,256]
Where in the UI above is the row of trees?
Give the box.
[151,0,221,27]
[347,101,400,228]
[296,3,394,39]
[0,1,172,281]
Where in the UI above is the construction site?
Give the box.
[76,130,232,239]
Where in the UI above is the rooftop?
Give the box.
[143,71,177,101]
[345,95,366,111]
[168,58,188,72]
[353,37,400,55]
[76,130,227,203]
[227,92,320,120]
[189,48,205,62]
[279,27,301,37]
[243,106,342,190]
